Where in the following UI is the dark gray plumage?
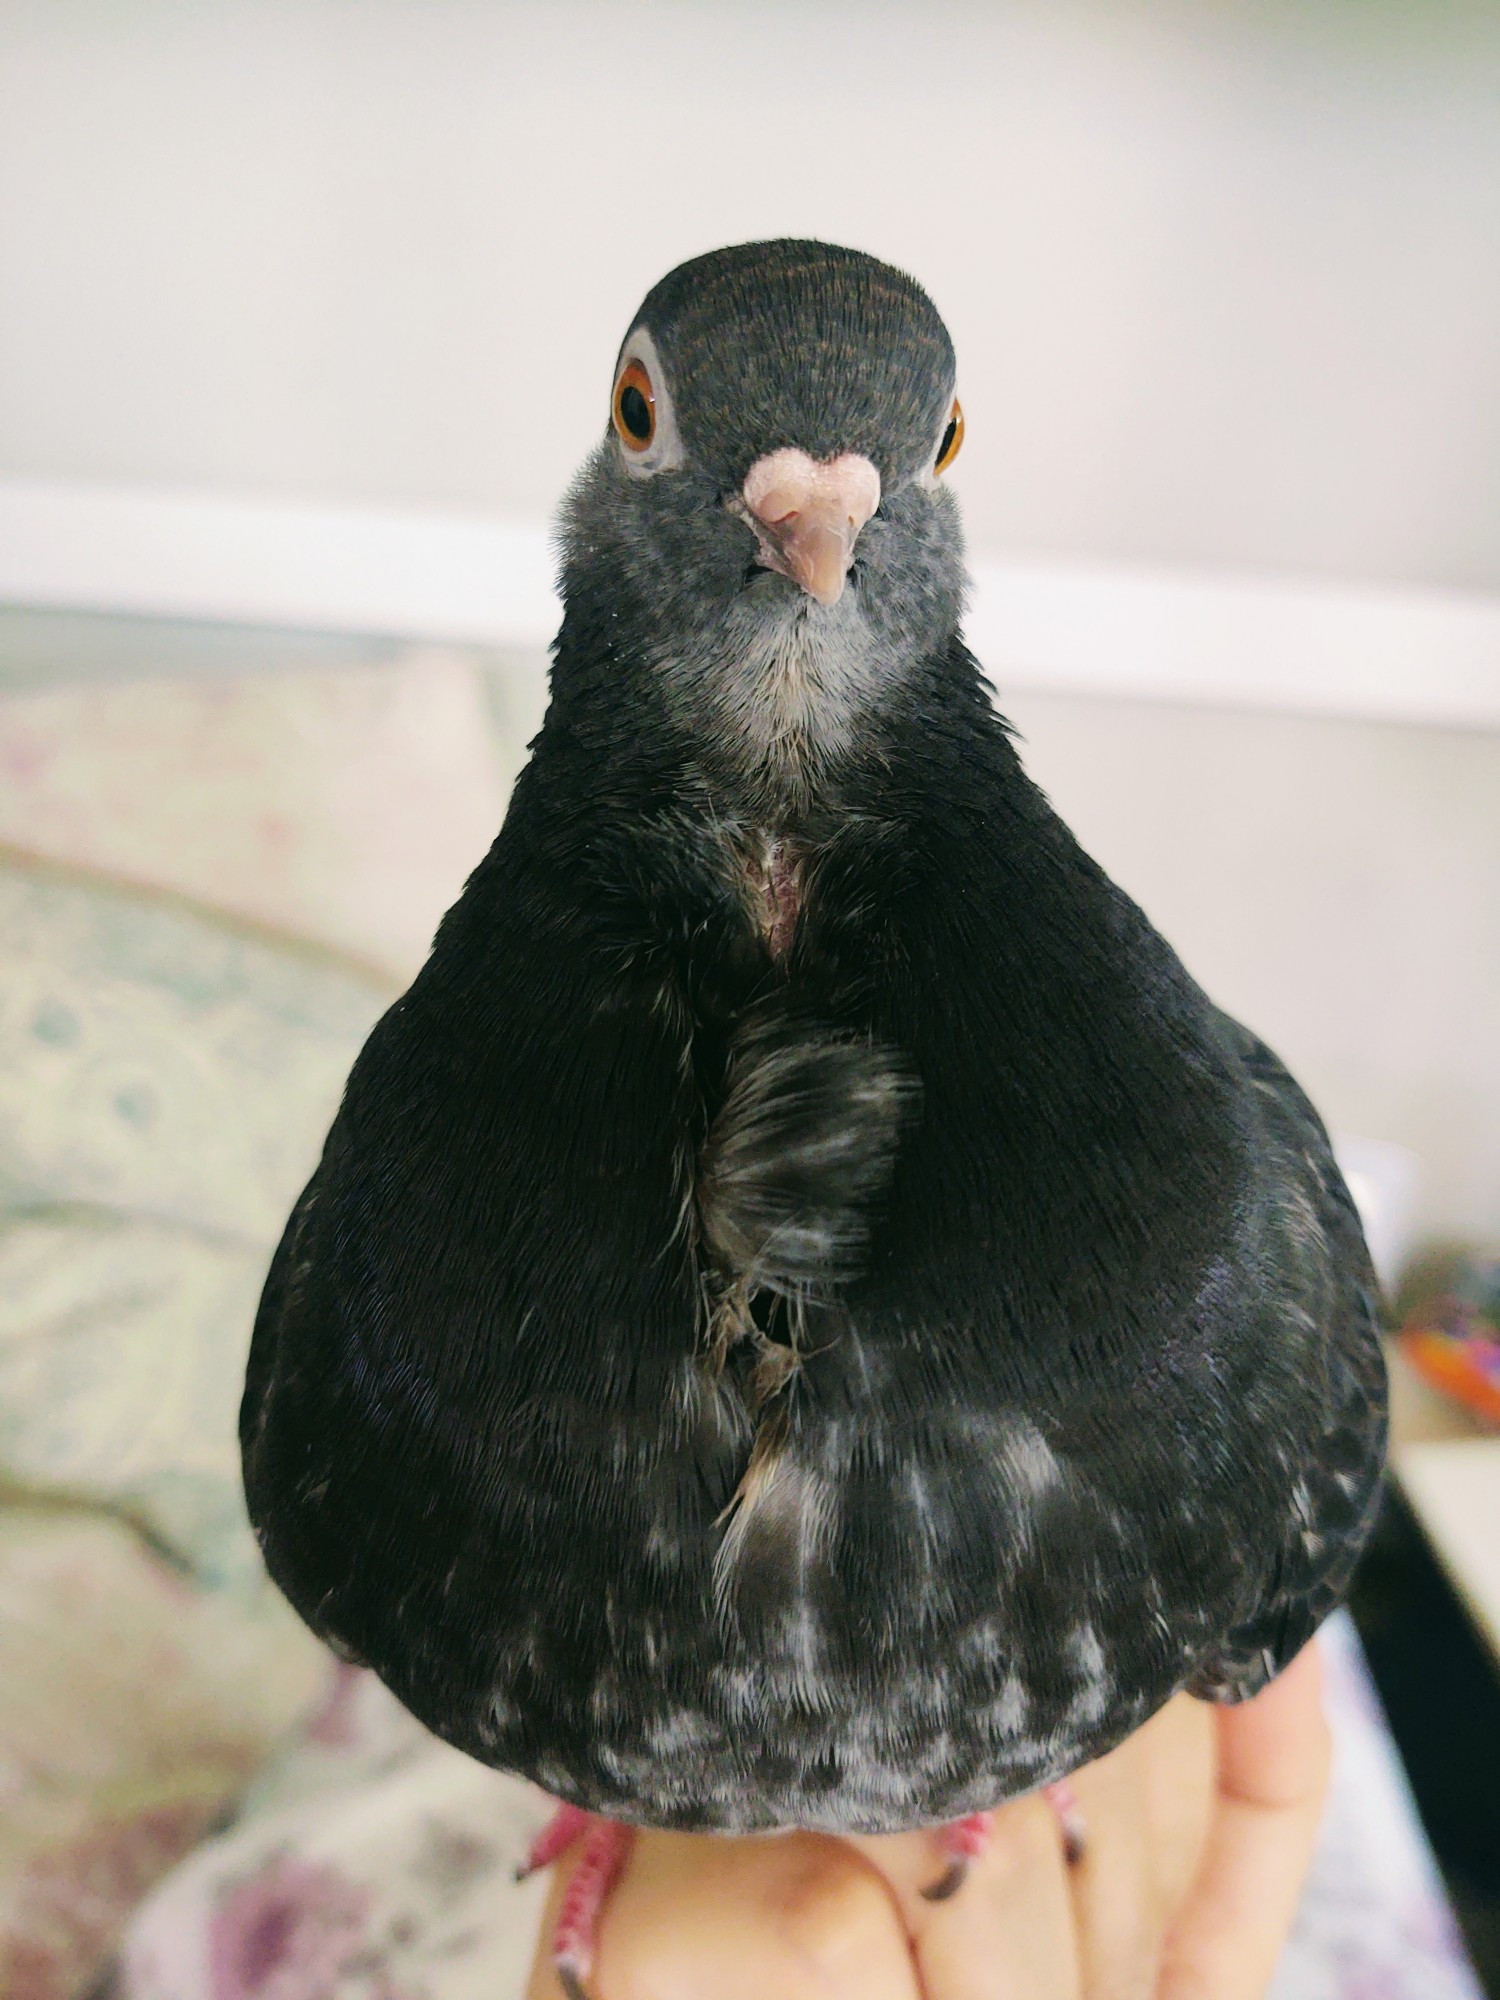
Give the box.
[241,239,1388,1837]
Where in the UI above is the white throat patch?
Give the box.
[656,589,891,794]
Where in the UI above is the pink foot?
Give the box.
[518,1806,635,2000]
[922,1784,1086,1900]
[1042,1779,1086,1866]
[922,1811,994,1901]
[516,1800,593,1882]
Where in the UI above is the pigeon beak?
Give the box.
[738,449,881,607]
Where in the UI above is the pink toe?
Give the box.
[551,1817,635,1997]
[1043,1779,1087,1864]
[943,1810,995,1859]
[921,1810,995,1900]
[517,1799,592,1881]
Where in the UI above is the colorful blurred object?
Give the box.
[1400,1258,1500,1427]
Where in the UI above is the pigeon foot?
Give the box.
[1044,1778,1087,1866]
[921,1782,1086,1900]
[921,1810,994,1900]
[518,1806,634,2000]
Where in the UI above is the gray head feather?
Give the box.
[556,240,969,800]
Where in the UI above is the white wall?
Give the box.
[4,0,1500,591]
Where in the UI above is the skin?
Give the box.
[525,1641,1329,2000]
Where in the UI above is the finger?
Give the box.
[1157,1641,1331,2000]
[851,1697,1213,2000]
[525,1828,923,2000]
[848,1796,1082,2000]
[1214,1637,1331,1812]
[1062,1694,1215,1999]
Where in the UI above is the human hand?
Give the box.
[524,1638,1329,2000]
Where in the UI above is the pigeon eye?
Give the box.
[934,398,964,475]
[612,360,657,451]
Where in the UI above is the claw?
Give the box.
[920,1856,970,1903]
[516,1800,592,1882]
[1043,1779,1086,1865]
[920,1784,1084,1902]
[921,1811,993,1901]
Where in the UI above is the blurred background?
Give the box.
[1,4,1497,1998]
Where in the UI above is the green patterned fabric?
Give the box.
[0,860,393,1591]
[0,854,398,1994]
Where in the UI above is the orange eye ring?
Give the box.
[934,397,964,475]
[612,359,657,450]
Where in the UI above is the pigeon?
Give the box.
[242,238,1388,1992]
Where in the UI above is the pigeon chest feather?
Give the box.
[740,835,803,963]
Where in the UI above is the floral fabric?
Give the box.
[116,1670,551,2000]
[0,653,518,984]
[0,861,393,1587]
[0,857,392,1997]
[0,1513,327,2000]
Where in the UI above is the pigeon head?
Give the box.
[557,240,968,788]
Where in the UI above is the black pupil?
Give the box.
[620,383,652,441]
[937,418,957,465]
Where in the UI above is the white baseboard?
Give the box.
[2,478,1497,729]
